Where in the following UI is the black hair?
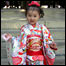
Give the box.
[25,5,44,18]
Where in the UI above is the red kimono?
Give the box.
[9,22,55,65]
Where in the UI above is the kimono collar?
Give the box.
[27,22,39,30]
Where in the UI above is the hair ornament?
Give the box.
[28,1,40,7]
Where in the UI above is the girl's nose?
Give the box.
[31,18,34,21]
[31,16,34,20]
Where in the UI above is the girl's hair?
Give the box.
[25,5,44,18]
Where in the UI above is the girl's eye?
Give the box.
[28,15,31,17]
[34,16,36,17]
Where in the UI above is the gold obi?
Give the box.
[27,37,43,51]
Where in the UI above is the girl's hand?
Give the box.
[49,42,58,51]
[5,33,12,42]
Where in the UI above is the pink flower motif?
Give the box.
[32,55,44,61]
[32,56,37,61]
[12,56,22,65]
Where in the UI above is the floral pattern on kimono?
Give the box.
[11,22,55,65]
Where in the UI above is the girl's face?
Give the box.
[27,10,40,25]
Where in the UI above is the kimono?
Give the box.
[10,22,55,65]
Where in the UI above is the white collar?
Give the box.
[27,22,39,30]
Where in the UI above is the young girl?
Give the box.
[3,1,57,65]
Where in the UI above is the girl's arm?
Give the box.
[4,25,27,52]
[12,25,27,50]
[42,24,57,50]
[11,25,27,65]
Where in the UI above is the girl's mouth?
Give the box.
[30,21,34,22]
[30,20,34,22]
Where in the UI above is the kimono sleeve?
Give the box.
[41,25,56,65]
[11,25,27,65]
[19,25,27,49]
[42,24,54,44]
[11,25,27,54]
